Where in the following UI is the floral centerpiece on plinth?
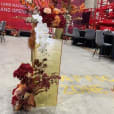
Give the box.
[12,59,60,111]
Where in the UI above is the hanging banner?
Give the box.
[0,0,32,31]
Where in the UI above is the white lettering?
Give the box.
[12,8,27,14]
[0,7,11,12]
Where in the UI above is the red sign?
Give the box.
[0,0,32,31]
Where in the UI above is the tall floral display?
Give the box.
[12,0,77,111]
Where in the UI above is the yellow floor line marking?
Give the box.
[60,85,109,95]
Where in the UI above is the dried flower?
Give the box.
[53,8,61,14]
[34,59,39,65]
[58,15,66,28]
[70,4,77,14]
[52,15,61,27]
[79,3,85,12]
[44,8,52,14]
[60,8,67,14]
[13,84,27,99]
[42,58,47,61]
[12,95,18,105]
[43,64,47,68]
[49,4,54,9]
[12,59,60,111]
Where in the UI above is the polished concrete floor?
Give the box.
[0,36,114,114]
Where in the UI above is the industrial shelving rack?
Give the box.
[95,0,114,30]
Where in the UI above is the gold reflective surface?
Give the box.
[33,38,62,107]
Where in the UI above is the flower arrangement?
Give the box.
[20,0,83,28]
[38,0,78,27]
[40,7,66,28]
[19,0,77,28]
[12,58,60,111]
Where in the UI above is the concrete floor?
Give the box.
[0,36,114,114]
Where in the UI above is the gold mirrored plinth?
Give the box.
[32,38,62,107]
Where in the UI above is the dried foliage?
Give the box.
[12,59,60,111]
